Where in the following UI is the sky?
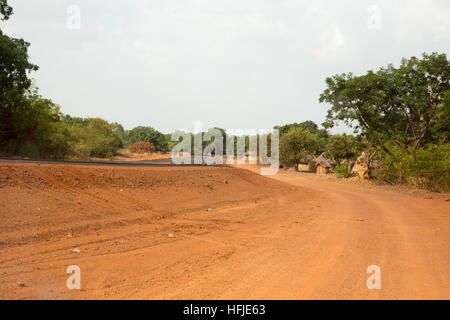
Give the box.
[2,0,450,133]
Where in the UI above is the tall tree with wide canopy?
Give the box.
[280,128,319,170]
[125,126,168,152]
[0,0,39,149]
[320,53,450,157]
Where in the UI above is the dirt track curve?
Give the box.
[0,163,448,299]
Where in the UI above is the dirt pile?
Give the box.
[0,163,448,299]
[0,163,298,248]
[128,142,156,154]
[0,162,309,299]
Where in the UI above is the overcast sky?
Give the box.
[2,0,449,133]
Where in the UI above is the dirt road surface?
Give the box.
[0,163,448,299]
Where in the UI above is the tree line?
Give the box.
[277,52,449,191]
[1,0,448,191]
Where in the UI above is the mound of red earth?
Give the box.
[0,163,301,248]
[2,162,448,300]
[127,141,156,154]
[0,163,310,299]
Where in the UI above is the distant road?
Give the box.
[0,157,224,167]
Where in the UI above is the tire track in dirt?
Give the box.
[1,164,448,299]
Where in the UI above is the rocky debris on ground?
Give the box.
[0,165,48,188]
[128,141,156,154]
[0,164,239,191]
[0,163,284,248]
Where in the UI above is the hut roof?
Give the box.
[314,153,335,168]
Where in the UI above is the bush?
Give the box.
[38,120,74,159]
[71,118,123,158]
[372,143,450,192]
[280,128,320,170]
[0,90,76,159]
[128,141,156,154]
[335,163,351,178]
[326,134,363,163]
[125,126,168,152]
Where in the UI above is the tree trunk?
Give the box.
[367,150,377,177]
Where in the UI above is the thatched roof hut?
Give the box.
[314,152,336,175]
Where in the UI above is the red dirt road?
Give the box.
[0,163,449,299]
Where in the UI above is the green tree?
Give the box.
[373,143,449,192]
[431,89,450,142]
[0,0,39,150]
[0,1,125,160]
[280,128,319,170]
[2,89,74,159]
[125,126,168,152]
[0,0,13,21]
[275,120,329,139]
[320,53,450,157]
[275,121,329,153]
[326,134,363,164]
[71,118,123,158]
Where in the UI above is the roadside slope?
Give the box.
[0,164,448,299]
[0,163,311,299]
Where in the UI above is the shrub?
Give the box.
[280,128,320,170]
[326,134,363,164]
[335,163,351,178]
[125,126,168,152]
[1,90,76,159]
[372,143,450,192]
[71,118,123,158]
[128,141,156,154]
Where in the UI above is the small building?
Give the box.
[314,153,336,175]
[316,163,331,174]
